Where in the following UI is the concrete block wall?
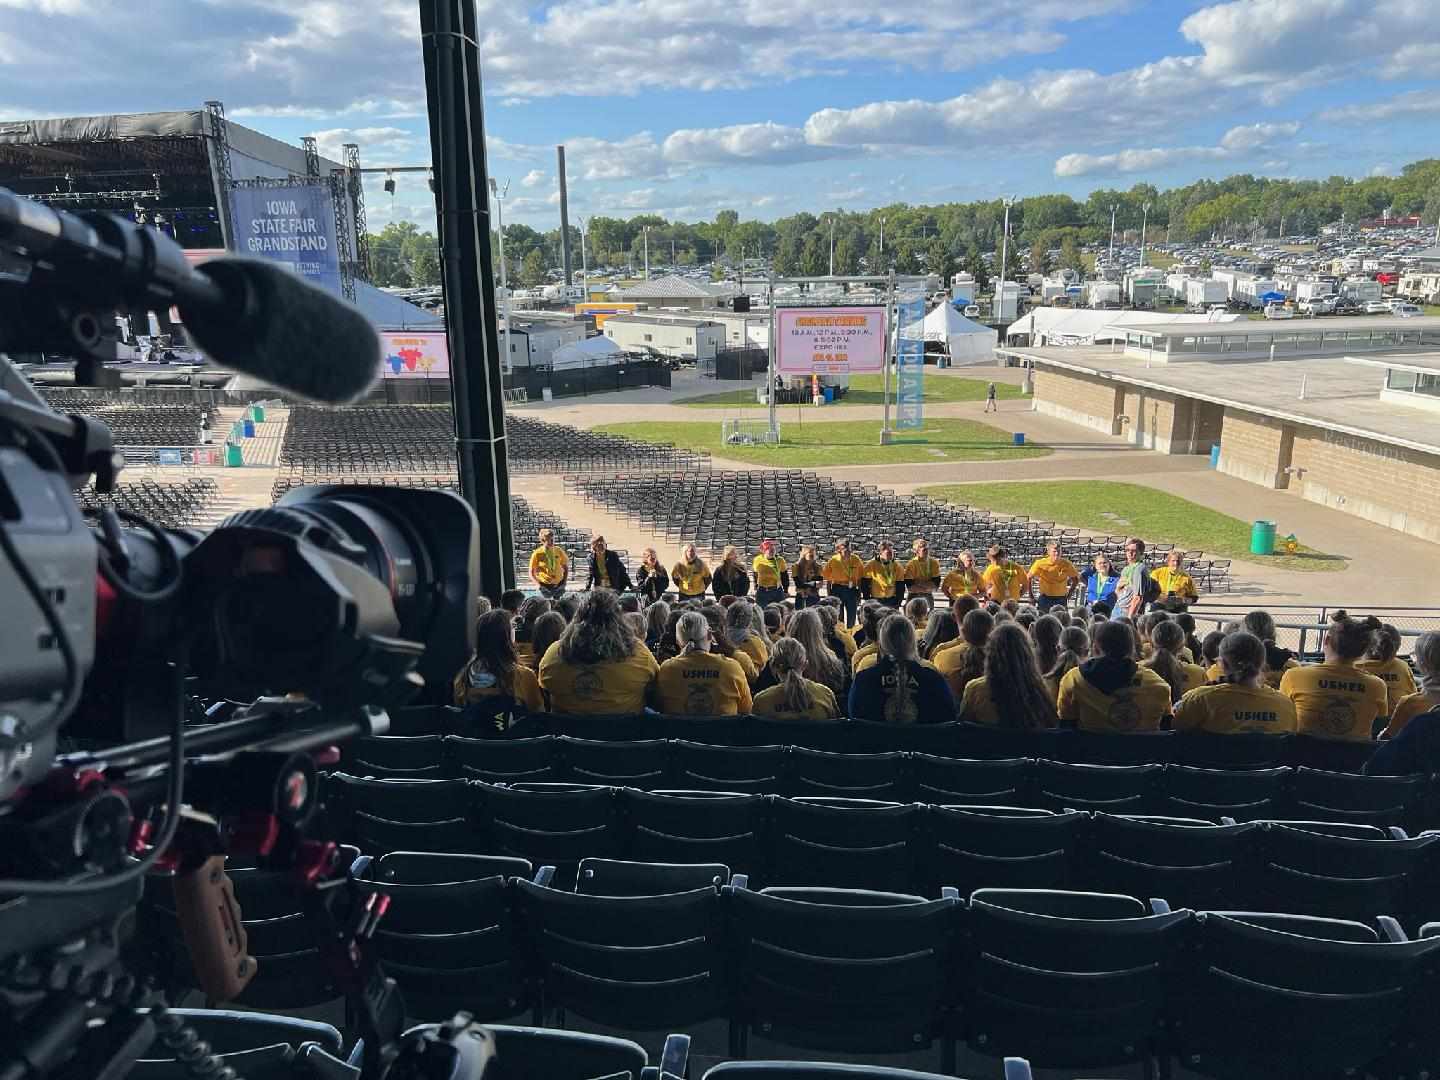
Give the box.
[1291,429,1440,544]
[1033,368,1123,437]
[1217,411,1292,489]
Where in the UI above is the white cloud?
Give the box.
[662,122,836,166]
[563,134,666,181]
[1053,121,1300,177]
[1325,90,1440,124]
[307,126,415,163]
[1369,162,1396,178]
[521,168,548,188]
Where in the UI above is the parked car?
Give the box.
[1363,300,1391,314]
[1394,303,1423,317]
[1299,296,1336,315]
[1264,302,1295,320]
[1332,298,1363,315]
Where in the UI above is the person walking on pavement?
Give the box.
[985,381,998,412]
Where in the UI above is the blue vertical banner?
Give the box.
[228,184,342,295]
[895,284,926,430]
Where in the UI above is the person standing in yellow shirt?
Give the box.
[528,527,569,600]
[864,540,905,609]
[941,549,984,604]
[980,544,1028,604]
[1026,542,1079,614]
[1279,613,1389,741]
[1152,550,1200,612]
[1173,631,1297,735]
[671,543,711,601]
[752,539,790,608]
[903,538,942,601]
[654,611,752,716]
[1383,632,1440,739]
[822,538,866,626]
[1056,620,1172,732]
[1357,623,1419,718]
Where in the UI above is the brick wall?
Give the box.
[1034,368,1122,437]
[1217,410,1291,488]
[1291,429,1440,543]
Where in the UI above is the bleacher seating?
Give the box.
[74,477,219,528]
[565,469,1230,590]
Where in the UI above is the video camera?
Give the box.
[0,188,488,1080]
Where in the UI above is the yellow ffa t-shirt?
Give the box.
[1027,556,1079,598]
[1384,691,1440,739]
[735,633,769,671]
[655,651,752,716]
[1279,662,1390,742]
[752,554,788,589]
[1152,566,1198,601]
[1173,682,1297,735]
[981,561,1028,601]
[727,648,758,683]
[529,545,568,586]
[933,641,977,701]
[822,553,866,588]
[537,641,658,715]
[904,556,941,593]
[865,558,903,599]
[959,676,1001,725]
[1056,665,1172,733]
[672,559,710,597]
[851,642,878,672]
[1357,657,1419,717]
[942,568,983,598]
[452,663,545,713]
[752,679,839,721]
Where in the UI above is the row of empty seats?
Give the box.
[141,850,1440,1079]
[39,389,204,447]
[74,476,219,528]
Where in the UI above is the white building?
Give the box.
[613,274,739,312]
[602,312,725,361]
[502,311,588,369]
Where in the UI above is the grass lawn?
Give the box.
[678,374,1028,409]
[595,418,1051,468]
[915,480,1347,572]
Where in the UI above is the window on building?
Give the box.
[644,333,653,342]
[686,336,693,344]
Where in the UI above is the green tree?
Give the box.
[409,244,440,287]
[1059,236,1085,277]
[519,248,547,287]
[963,246,990,295]
[1029,240,1051,275]
[1002,242,1023,281]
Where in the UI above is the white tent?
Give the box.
[903,302,999,365]
[1005,308,1240,347]
[550,335,625,371]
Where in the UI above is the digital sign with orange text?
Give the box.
[775,307,887,375]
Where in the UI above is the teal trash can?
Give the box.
[1209,443,1221,468]
[224,443,244,467]
[251,404,266,423]
[1013,432,1026,445]
[1250,520,1277,555]
[242,418,256,438]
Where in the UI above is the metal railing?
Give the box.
[1188,604,1440,657]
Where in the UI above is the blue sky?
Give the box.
[1,0,1437,229]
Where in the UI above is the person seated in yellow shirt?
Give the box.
[671,543,712,600]
[941,549,984,603]
[1279,612,1389,741]
[528,527,569,600]
[725,600,770,671]
[1142,620,1207,704]
[1383,631,1440,739]
[752,638,840,721]
[935,607,994,701]
[1026,542,1079,614]
[1056,620,1173,732]
[699,605,758,683]
[751,539,790,607]
[1174,631,1297,735]
[537,590,658,714]
[850,602,887,672]
[453,610,546,733]
[1241,610,1301,689]
[1357,623,1419,718]
[1152,550,1200,612]
[980,544,1028,603]
[654,611,752,716]
[863,540,905,608]
[822,538,866,627]
[903,538,942,600]
[958,623,1058,729]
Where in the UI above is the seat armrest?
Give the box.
[1149,898,1172,915]
[729,873,749,891]
[941,886,960,901]
[1003,1057,1034,1080]
[1219,816,1238,826]
[532,865,556,888]
[1377,916,1409,943]
[659,1033,690,1080]
[1387,827,1409,841]
[349,854,374,880]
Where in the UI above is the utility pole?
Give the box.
[1108,203,1117,266]
[996,195,1015,321]
[489,177,511,372]
[878,216,886,264]
[671,237,676,268]
[1139,201,1151,269]
[828,215,836,277]
[643,225,650,280]
[578,214,589,301]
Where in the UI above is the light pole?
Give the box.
[878,216,886,265]
[488,177,512,372]
[996,195,1015,321]
[827,215,836,277]
[643,225,650,280]
[578,214,589,301]
[1108,203,1117,267]
[1139,201,1151,269]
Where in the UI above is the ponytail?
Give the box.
[1219,631,1266,685]
[1047,626,1091,685]
[1144,620,1189,702]
[1328,611,1381,662]
[770,638,816,715]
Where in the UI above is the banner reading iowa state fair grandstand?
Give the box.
[229,185,342,295]
[776,307,887,375]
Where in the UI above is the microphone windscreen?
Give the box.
[182,258,382,404]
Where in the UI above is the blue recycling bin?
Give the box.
[823,386,835,403]
[242,418,255,438]
[1210,443,1221,468]
[1013,432,1026,445]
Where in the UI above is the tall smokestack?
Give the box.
[557,144,572,286]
